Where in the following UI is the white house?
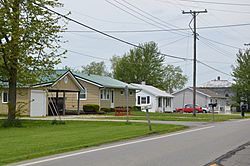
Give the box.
[131,83,174,112]
[172,77,233,113]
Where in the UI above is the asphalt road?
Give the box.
[12,119,250,166]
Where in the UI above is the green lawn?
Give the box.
[103,111,249,122]
[0,120,187,165]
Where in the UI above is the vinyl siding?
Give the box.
[51,73,80,92]
[64,79,100,110]
[113,89,136,107]
[0,89,30,116]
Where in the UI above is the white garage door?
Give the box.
[30,90,47,117]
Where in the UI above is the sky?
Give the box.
[55,0,250,86]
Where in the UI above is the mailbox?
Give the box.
[209,103,217,107]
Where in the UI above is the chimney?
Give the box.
[217,76,220,80]
[141,81,146,85]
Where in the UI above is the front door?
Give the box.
[111,90,114,108]
[30,90,47,117]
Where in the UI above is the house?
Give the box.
[131,82,174,112]
[172,77,234,113]
[0,70,138,117]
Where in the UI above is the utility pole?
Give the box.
[183,9,207,117]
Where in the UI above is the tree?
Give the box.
[81,61,110,76]
[0,0,66,122]
[232,49,250,110]
[112,42,165,86]
[162,65,188,93]
[112,42,187,91]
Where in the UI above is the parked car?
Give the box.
[175,104,203,113]
[201,106,210,113]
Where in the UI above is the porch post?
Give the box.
[63,91,66,116]
[162,97,164,112]
[56,91,58,110]
[77,91,80,115]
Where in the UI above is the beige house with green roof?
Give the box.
[0,70,137,117]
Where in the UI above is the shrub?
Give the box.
[83,104,100,113]
[131,106,141,112]
[100,108,114,113]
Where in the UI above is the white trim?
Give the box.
[75,76,103,88]
[2,91,8,103]
[32,82,53,88]
[120,90,124,95]
[78,88,87,101]
[52,71,83,90]
[100,89,110,100]
[131,83,174,98]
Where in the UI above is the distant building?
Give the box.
[173,77,234,113]
[131,82,174,113]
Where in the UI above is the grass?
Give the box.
[102,111,249,122]
[0,120,187,165]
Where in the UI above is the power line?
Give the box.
[64,49,110,61]
[197,60,232,77]
[157,0,250,14]
[35,2,193,62]
[105,0,188,37]
[178,0,250,7]
[120,0,186,32]
[65,22,250,33]
[199,36,241,49]
[199,40,234,59]
[65,47,232,77]
[60,7,145,25]
[36,3,231,78]
[159,35,190,48]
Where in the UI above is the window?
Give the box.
[101,89,110,100]
[166,98,171,107]
[158,97,162,107]
[2,92,8,103]
[120,90,124,95]
[137,96,141,105]
[141,97,147,104]
[147,96,150,104]
[129,91,133,96]
[79,88,86,100]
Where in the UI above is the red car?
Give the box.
[175,104,203,113]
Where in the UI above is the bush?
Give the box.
[100,108,114,113]
[83,104,100,113]
[131,106,141,112]
[2,119,23,128]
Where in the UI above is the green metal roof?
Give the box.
[0,70,139,90]
[73,72,138,90]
